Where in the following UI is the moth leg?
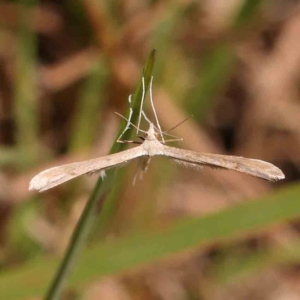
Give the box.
[117,94,133,143]
[115,113,147,134]
[137,77,146,135]
[163,115,193,134]
[119,140,142,144]
[142,110,159,131]
[141,156,152,173]
[149,76,165,143]
[132,156,151,185]
[163,138,184,143]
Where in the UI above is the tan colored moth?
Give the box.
[29,77,284,192]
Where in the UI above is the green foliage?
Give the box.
[44,50,156,300]
[1,183,300,299]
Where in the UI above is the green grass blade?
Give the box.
[189,0,264,121]
[0,183,300,299]
[92,49,156,235]
[43,49,156,300]
[14,3,38,167]
[69,57,108,153]
[232,0,262,29]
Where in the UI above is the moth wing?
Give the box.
[161,145,285,181]
[29,146,147,192]
[171,159,204,171]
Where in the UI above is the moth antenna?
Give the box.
[142,111,181,140]
[161,132,181,139]
[115,112,148,134]
[164,115,193,133]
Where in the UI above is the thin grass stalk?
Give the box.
[15,3,38,167]
[44,49,156,300]
[190,0,263,121]
[69,57,108,153]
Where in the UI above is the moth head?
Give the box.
[146,123,158,140]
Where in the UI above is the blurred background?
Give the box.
[0,0,300,299]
